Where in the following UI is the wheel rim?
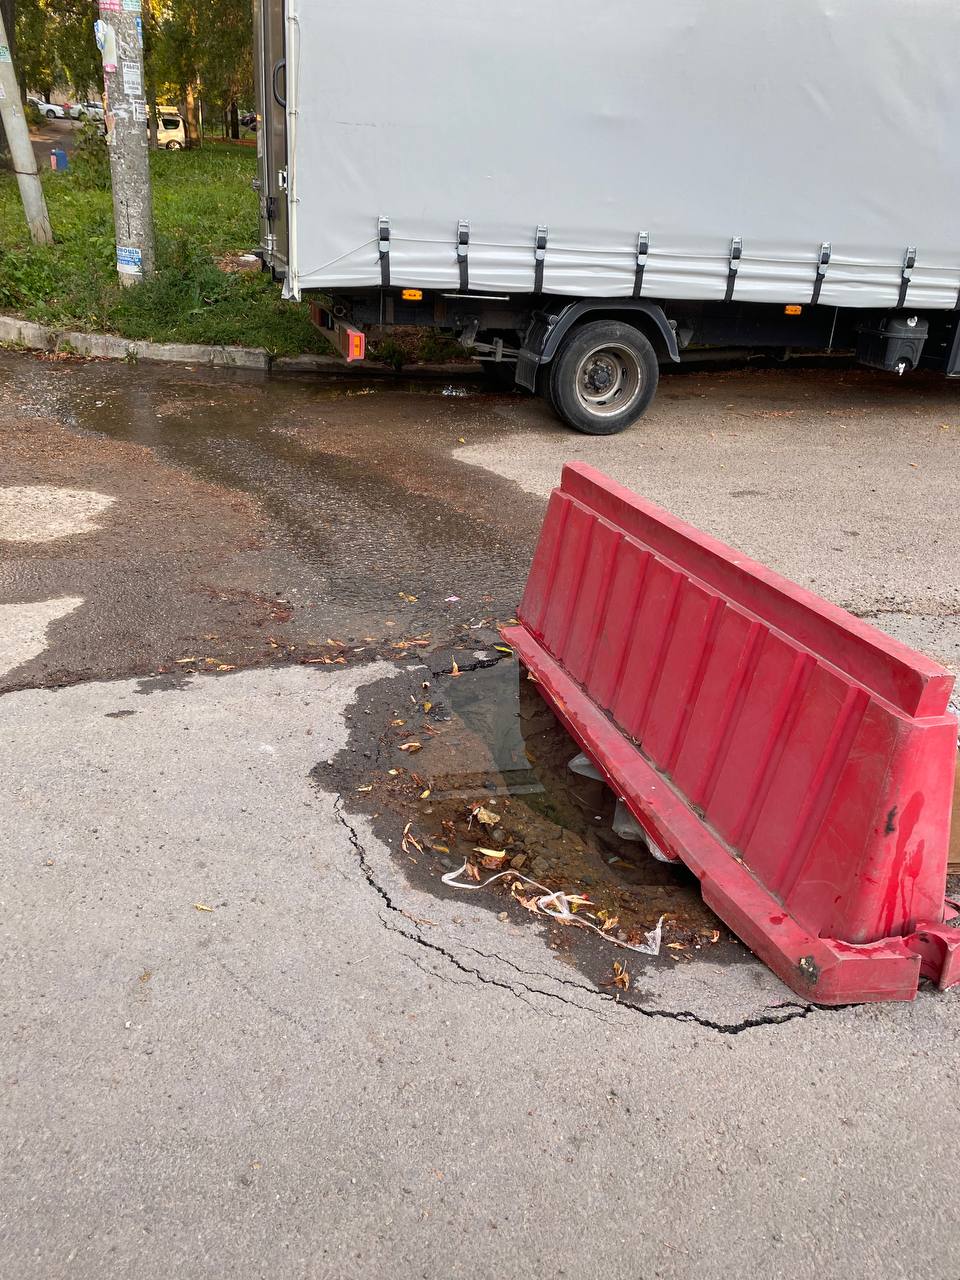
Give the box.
[574,343,643,417]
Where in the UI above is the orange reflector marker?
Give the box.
[785,305,802,315]
[402,288,423,301]
[336,325,365,362]
[307,303,366,362]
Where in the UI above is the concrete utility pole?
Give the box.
[96,0,155,285]
[0,8,54,246]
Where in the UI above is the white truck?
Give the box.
[253,0,960,434]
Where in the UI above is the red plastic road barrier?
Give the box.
[502,463,959,1004]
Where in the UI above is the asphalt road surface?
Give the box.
[1,350,958,1279]
[29,118,79,169]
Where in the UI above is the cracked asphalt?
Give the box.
[1,349,959,1279]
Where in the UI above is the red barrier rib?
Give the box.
[506,463,958,1003]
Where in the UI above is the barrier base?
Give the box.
[504,625,960,1005]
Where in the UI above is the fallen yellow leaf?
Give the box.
[193,903,214,913]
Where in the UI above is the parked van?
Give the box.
[156,109,186,150]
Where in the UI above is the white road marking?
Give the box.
[0,486,115,542]
[0,597,83,678]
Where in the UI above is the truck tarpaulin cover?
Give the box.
[284,0,960,308]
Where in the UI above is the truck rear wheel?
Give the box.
[546,320,658,435]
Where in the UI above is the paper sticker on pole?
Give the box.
[117,246,143,276]
[121,61,142,97]
[504,463,959,1004]
[94,20,118,74]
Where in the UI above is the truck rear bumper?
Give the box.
[309,304,366,361]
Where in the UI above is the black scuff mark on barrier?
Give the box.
[333,794,814,1036]
[885,805,898,835]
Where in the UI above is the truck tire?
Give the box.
[547,320,658,435]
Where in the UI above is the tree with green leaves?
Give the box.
[14,0,102,101]
[149,0,253,144]
[9,0,252,129]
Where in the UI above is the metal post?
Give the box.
[96,0,155,285]
[0,9,54,246]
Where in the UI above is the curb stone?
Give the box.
[0,314,482,380]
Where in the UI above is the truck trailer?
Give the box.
[253,0,960,434]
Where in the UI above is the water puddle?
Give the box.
[341,653,732,963]
[266,376,481,399]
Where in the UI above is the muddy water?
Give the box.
[0,355,541,650]
[345,653,733,966]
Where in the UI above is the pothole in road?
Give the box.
[328,649,748,986]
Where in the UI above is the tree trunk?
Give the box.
[142,0,158,149]
[147,95,158,151]
[229,99,240,140]
[184,82,201,149]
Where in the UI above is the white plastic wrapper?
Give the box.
[568,752,603,782]
[613,800,672,862]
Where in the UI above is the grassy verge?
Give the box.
[0,140,328,355]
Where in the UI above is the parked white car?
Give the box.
[28,96,68,120]
[156,109,186,150]
[71,101,105,122]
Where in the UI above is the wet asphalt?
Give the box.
[1,350,958,694]
[2,349,960,1278]
[0,353,542,690]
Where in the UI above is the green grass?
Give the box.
[0,141,328,354]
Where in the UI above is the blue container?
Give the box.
[49,148,69,172]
